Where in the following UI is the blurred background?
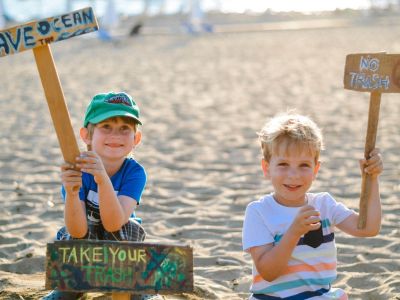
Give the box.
[1,0,400,36]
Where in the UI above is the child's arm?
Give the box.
[249,205,321,282]
[76,151,136,232]
[61,163,88,238]
[336,149,383,237]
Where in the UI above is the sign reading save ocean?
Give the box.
[0,7,98,57]
[46,240,194,294]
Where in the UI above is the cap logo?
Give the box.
[105,94,132,107]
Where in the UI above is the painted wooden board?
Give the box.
[0,7,98,57]
[45,240,194,294]
[344,53,400,93]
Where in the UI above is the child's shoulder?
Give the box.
[122,157,145,169]
[246,194,274,210]
[118,158,146,176]
[308,192,335,201]
[307,192,339,209]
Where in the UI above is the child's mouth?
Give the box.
[106,143,123,148]
[284,184,302,191]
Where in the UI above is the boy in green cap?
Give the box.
[43,92,161,300]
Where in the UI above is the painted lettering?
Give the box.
[128,248,137,261]
[82,9,94,24]
[0,32,9,55]
[51,18,62,32]
[67,246,77,263]
[118,249,127,262]
[0,7,97,57]
[80,246,90,263]
[349,72,390,90]
[37,21,51,35]
[73,12,82,25]
[95,265,104,283]
[5,30,21,52]
[360,56,380,72]
[92,247,103,262]
[59,247,70,263]
[61,14,72,28]
[138,249,146,263]
[47,242,191,292]
[23,26,35,48]
[81,265,96,281]
[109,247,119,264]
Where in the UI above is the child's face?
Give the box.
[85,117,140,161]
[262,144,320,207]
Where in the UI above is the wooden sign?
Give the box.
[45,240,194,294]
[344,53,400,93]
[0,8,99,167]
[0,7,98,57]
[343,52,399,229]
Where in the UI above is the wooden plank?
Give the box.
[112,293,131,300]
[33,44,80,166]
[0,7,98,57]
[45,240,194,294]
[358,91,381,229]
[344,52,400,93]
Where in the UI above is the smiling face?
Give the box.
[262,140,320,207]
[81,117,141,162]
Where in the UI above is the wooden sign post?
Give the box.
[0,7,98,166]
[344,52,400,228]
[46,240,194,297]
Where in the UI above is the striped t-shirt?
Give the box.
[242,192,353,299]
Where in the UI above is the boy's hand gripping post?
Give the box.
[0,7,98,168]
[344,52,399,228]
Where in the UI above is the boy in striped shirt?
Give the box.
[242,113,383,299]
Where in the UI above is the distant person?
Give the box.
[183,0,213,34]
[43,92,161,300]
[98,0,118,41]
[0,0,5,29]
[130,0,150,36]
[242,112,383,299]
[129,22,143,36]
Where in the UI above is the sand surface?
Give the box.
[0,13,400,299]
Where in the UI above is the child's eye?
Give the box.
[278,163,288,167]
[120,126,132,134]
[98,124,112,132]
[300,163,311,168]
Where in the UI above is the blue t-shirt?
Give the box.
[61,158,146,221]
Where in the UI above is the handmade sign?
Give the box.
[46,240,194,295]
[344,52,399,228]
[0,7,98,166]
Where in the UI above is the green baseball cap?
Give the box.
[83,92,142,127]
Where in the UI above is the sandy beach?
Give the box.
[0,12,400,299]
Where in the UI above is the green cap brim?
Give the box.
[85,110,142,127]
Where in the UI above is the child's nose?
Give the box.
[287,168,300,178]
[109,128,123,136]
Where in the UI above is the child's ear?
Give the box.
[133,131,142,146]
[313,161,321,179]
[80,127,91,146]
[261,159,270,178]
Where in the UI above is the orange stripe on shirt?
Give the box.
[253,262,337,283]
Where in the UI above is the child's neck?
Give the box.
[102,157,126,177]
[272,193,308,207]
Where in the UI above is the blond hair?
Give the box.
[258,113,324,163]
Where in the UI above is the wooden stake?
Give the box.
[112,293,131,300]
[358,91,381,229]
[33,44,80,166]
